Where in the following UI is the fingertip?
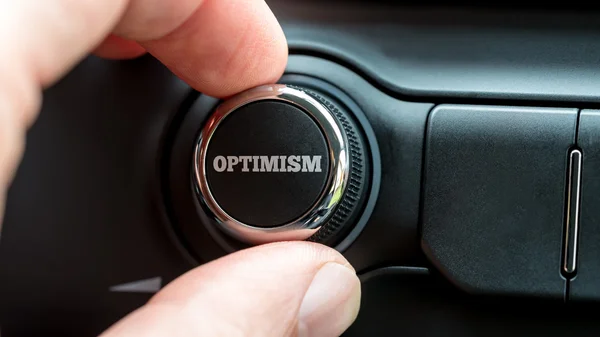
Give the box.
[205,19,288,97]
[140,0,288,98]
[230,241,353,272]
[102,241,360,337]
[298,262,362,337]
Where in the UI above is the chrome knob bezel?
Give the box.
[193,85,350,244]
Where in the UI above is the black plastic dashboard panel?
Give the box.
[3,2,600,336]
[421,105,576,299]
[269,1,600,104]
[344,267,600,337]
[286,57,431,269]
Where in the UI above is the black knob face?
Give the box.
[194,84,370,245]
[205,100,331,227]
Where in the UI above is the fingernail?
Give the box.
[298,262,361,337]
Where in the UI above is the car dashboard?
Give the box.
[2,1,600,336]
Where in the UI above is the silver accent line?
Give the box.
[193,85,350,244]
[109,277,162,293]
[563,149,583,275]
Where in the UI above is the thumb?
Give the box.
[100,242,361,337]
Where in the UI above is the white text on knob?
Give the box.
[212,155,323,173]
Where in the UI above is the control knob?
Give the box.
[193,84,370,245]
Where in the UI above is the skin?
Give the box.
[0,0,361,336]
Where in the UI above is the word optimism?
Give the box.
[212,155,323,173]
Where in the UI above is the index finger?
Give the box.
[0,0,287,221]
[138,0,288,97]
[104,0,288,97]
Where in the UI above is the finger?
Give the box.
[100,242,361,337]
[117,0,288,97]
[0,90,27,224]
[0,0,286,224]
[93,35,146,60]
[0,0,127,206]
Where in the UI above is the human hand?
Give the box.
[0,1,361,336]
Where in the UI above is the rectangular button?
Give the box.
[421,105,577,299]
